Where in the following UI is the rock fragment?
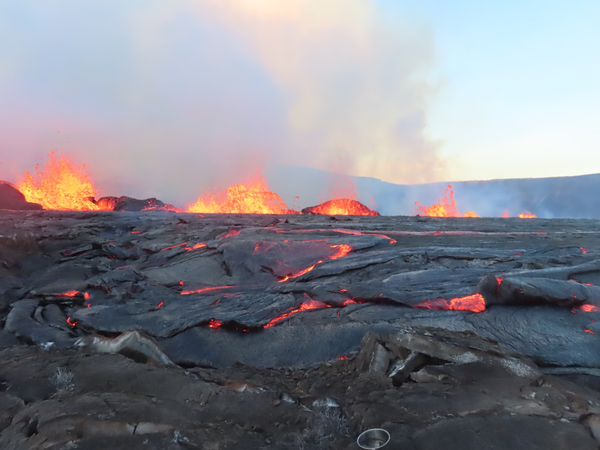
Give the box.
[0,182,43,211]
[75,331,173,365]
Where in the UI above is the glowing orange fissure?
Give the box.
[179,240,353,293]
[278,244,352,282]
[181,285,234,296]
[207,291,487,332]
[496,277,503,295]
[220,230,241,240]
[414,293,486,313]
[268,228,397,244]
[160,242,207,252]
[264,299,331,328]
[208,319,223,329]
[183,243,207,251]
[55,290,81,298]
[201,291,359,331]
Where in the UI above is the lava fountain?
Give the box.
[16,151,106,211]
[414,185,478,218]
[187,171,296,214]
[518,212,537,219]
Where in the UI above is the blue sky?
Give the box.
[392,0,600,180]
[1,1,599,204]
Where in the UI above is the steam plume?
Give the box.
[0,0,441,205]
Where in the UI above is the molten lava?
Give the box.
[414,185,478,218]
[301,199,379,216]
[50,290,83,298]
[161,243,188,252]
[141,202,181,212]
[278,244,352,282]
[187,171,296,214]
[414,293,486,313]
[208,319,224,329]
[182,243,207,251]
[580,304,600,312]
[495,276,503,297]
[220,230,241,240]
[181,285,234,296]
[518,212,537,219]
[95,197,118,211]
[264,299,330,328]
[17,151,104,211]
[268,227,397,244]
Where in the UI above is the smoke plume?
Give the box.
[0,0,442,206]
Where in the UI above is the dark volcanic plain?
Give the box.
[1,211,600,449]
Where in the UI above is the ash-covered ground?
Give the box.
[1,211,600,449]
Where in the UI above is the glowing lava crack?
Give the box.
[278,244,353,282]
[264,299,331,328]
[414,293,486,313]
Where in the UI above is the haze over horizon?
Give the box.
[1,1,599,205]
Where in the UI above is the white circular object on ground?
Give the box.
[356,428,390,449]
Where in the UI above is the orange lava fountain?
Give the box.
[187,171,296,214]
[518,212,537,219]
[17,151,105,211]
[414,185,478,218]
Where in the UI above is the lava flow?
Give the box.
[54,290,82,298]
[141,201,181,212]
[187,171,296,214]
[278,244,353,282]
[264,299,331,328]
[414,185,478,218]
[181,285,234,296]
[17,151,105,211]
[268,228,397,244]
[414,293,486,313]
